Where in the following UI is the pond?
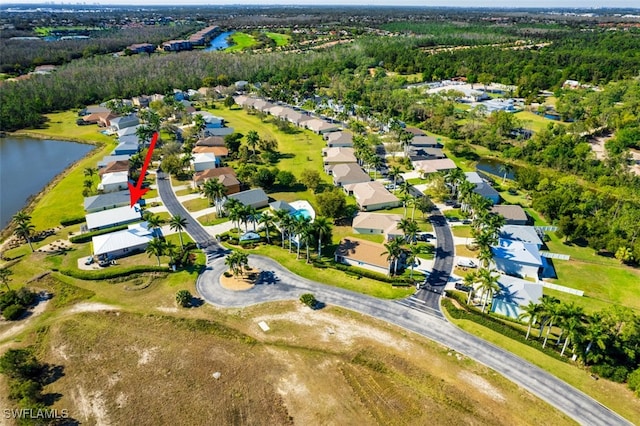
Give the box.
[204,31,236,51]
[0,137,94,230]
[475,158,517,180]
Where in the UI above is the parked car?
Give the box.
[455,283,472,292]
[84,256,94,265]
[446,216,459,222]
[462,219,472,225]
[456,258,477,268]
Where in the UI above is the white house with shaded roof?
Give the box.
[92,222,156,260]
[191,152,218,172]
[344,181,400,212]
[98,171,129,193]
[84,190,130,213]
[85,205,141,231]
[330,163,371,187]
[491,238,543,280]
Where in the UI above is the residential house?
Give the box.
[85,205,141,231]
[98,171,129,193]
[162,40,192,51]
[408,146,445,162]
[322,147,357,168]
[117,126,140,138]
[334,237,389,275]
[490,275,543,320]
[126,43,156,55]
[491,238,543,280]
[412,158,457,175]
[490,205,529,225]
[192,167,239,194]
[82,111,117,127]
[113,141,139,156]
[98,160,129,177]
[325,131,354,148]
[473,182,500,205]
[196,136,226,147]
[498,225,543,247]
[330,163,371,187]
[269,200,294,213]
[305,118,340,134]
[404,127,426,137]
[226,188,269,209]
[352,212,403,241]
[483,98,518,114]
[464,172,485,185]
[110,115,139,132]
[268,105,287,118]
[192,146,229,158]
[343,181,401,211]
[92,222,155,260]
[98,155,131,169]
[253,99,274,112]
[410,135,442,147]
[80,105,111,116]
[198,112,225,128]
[192,152,218,172]
[204,127,234,137]
[84,190,130,213]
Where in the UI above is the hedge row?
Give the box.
[69,224,129,243]
[442,293,568,363]
[60,216,86,227]
[59,265,170,280]
[330,261,412,285]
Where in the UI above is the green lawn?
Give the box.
[226,32,257,52]
[249,245,414,300]
[175,188,195,197]
[514,110,565,134]
[265,32,291,46]
[183,197,210,212]
[198,214,228,227]
[455,244,478,258]
[18,111,115,145]
[211,107,331,185]
[451,225,473,238]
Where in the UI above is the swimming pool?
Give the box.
[288,200,316,222]
[291,208,312,220]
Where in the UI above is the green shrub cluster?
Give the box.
[442,294,568,363]
[69,224,129,243]
[300,293,317,308]
[176,290,192,308]
[60,265,169,280]
[331,261,412,285]
[0,288,37,321]
[60,216,86,226]
[0,348,50,412]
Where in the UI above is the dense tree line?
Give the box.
[0,24,202,74]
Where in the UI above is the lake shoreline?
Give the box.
[0,133,101,241]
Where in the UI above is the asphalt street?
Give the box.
[157,173,631,426]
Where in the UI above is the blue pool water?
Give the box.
[291,209,312,220]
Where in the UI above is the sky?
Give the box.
[5,1,640,9]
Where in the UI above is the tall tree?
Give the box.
[258,211,275,244]
[0,268,13,291]
[246,130,260,155]
[168,215,187,249]
[518,301,542,340]
[477,268,500,313]
[383,237,403,276]
[14,221,35,252]
[146,237,165,266]
[312,216,332,260]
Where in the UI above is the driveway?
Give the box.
[197,255,631,426]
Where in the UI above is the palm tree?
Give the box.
[281,214,295,253]
[273,209,290,249]
[258,211,275,244]
[168,215,187,248]
[14,221,35,252]
[312,216,332,260]
[225,252,240,276]
[145,214,164,235]
[246,130,260,155]
[12,210,31,225]
[561,314,585,357]
[83,167,96,180]
[582,313,607,364]
[238,205,252,232]
[464,272,478,305]
[146,237,165,266]
[499,163,514,184]
[477,268,500,313]
[406,245,422,279]
[0,268,13,291]
[518,301,542,340]
[398,218,419,245]
[538,295,560,342]
[246,206,258,231]
[193,114,206,138]
[227,205,242,233]
[164,240,178,266]
[293,216,312,259]
[235,251,249,276]
[388,165,402,188]
[202,178,226,216]
[383,237,403,276]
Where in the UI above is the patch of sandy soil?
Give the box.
[156,306,178,313]
[67,302,119,314]
[459,371,506,403]
[73,386,111,426]
[220,269,256,291]
[129,346,159,366]
[254,304,412,350]
[0,297,50,342]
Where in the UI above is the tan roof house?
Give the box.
[413,158,457,174]
[98,160,130,176]
[352,212,403,240]
[330,163,371,187]
[192,167,239,194]
[192,146,229,157]
[322,147,357,167]
[343,181,400,212]
[334,237,389,275]
[196,136,226,147]
[490,205,529,225]
[325,130,354,147]
[305,118,340,134]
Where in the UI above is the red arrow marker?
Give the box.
[128,132,158,207]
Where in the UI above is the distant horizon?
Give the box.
[3,1,640,11]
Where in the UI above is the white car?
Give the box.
[456,258,477,268]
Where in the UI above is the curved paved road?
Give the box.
[197,255,631,426]
[157,173,631,426]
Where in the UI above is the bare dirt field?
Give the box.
[39,304,575,426]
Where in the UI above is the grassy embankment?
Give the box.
[265,32,291,46]
[225,32,257,52]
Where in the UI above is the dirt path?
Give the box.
[0,298,50,342]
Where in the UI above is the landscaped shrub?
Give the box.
[60,216,86,226]
[300,293,317,308]
[591,364,630,383]
[69,224,129,243]
[331,261,412,285]
[60,265,169,280]
[2,304,25,321]
[176,290,192,308]
[627,368,640,395]
[442,295,568,363]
